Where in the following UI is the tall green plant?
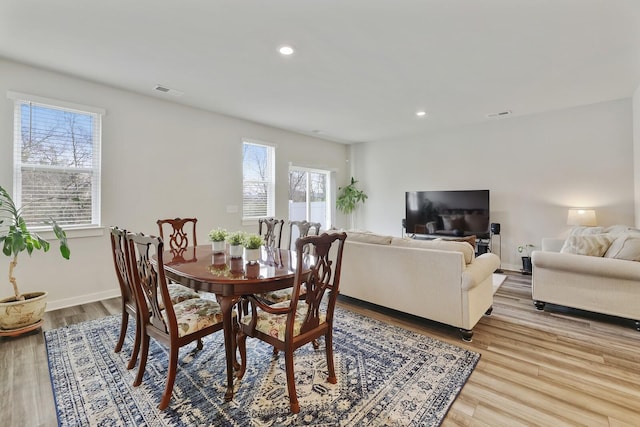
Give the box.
[0,185,70,301]
[336,177,368,215]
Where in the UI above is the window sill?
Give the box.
[31,225,105,239]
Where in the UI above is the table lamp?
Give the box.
[567,208,597,226]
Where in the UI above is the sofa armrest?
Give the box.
[532,250,640,281]
[541,238,564,252]
[461,253,500,290]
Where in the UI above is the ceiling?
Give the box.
[2,0,640,144]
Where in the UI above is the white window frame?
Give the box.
[242,139,276,221]
[288,165,332,230]
[8,91,104,230]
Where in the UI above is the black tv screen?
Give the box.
[405,190,490,238]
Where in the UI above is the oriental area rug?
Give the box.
[45,306,479,426]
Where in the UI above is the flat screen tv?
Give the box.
[405,190,490,239]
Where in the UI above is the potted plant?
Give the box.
[243,233,263,263]
[0,185,70,333]
[227,231,246,258]
[336,177,368,229]
[209,227,228,253]
[517,244,535,275]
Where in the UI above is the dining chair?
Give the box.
[126,232,230,410]
[110,226,141,370]
[237,231,347,414]
[157,217,198,258]
[286,220,321,250]
[257,220,322,305]
[157,217,202,287]
[258,217,285,249]
[111,224,202,371]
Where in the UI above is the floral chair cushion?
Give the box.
[256,289,294,304]
[157,283,200,310]
[168,283,201,303]
[256,284,306,304]
[241,300,326,341]
[162,298,227,338]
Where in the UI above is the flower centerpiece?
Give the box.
[227,231,246,258]
[243,233,264,263]
[208,227,228,253]
[0,185,70,333]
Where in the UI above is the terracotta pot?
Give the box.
[0,291,48,330]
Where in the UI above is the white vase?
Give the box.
[229,244,243,258]
[244,248,260,263]
[211,240,226,253]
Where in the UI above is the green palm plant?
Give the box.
[0,185,70,301]
[337,177,368,229]
[336,177,368,215]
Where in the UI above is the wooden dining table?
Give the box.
[161,244,309,401]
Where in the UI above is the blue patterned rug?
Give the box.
[45,306,479,426]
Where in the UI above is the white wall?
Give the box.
[351,99,635,271]
[634,84,640,227]
[0,59,349,310]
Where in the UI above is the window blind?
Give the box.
[242,141,275,219]
[9,92,103,227]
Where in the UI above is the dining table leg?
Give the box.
[220,295,240,402]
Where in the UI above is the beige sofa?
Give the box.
[531,225,640,330]
[336,231,500,341]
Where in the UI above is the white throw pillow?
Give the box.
[604,234,640,261]
[603,225,634,235]
[560,234,615,257]
[568,226,605,236]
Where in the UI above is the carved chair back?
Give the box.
[258,217,284,249]
[126,233,174,336]
[287,220,321,250]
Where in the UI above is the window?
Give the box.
[9,92,104,228]
[242,140,275,219]
[288,166,331,229]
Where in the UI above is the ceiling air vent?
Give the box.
[486,110,512,119]
[154,85,184,97]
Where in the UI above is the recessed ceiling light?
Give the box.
[154,84,184,97]
[416,111,427,117]
[279,45,294,56]
[486,110,512,118]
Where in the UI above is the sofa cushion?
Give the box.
[604,234,640,261]
[346,231,392,245]
[448,235,476,250]
[560,234,616,257]
[392,237,474,264]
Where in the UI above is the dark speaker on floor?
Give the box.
[490,222,501,235]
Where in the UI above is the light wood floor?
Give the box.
[1,271,639,426]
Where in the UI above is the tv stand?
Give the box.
[410,233,490,256]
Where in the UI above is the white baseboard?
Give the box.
[46,289,120,312]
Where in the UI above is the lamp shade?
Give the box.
[567,208,597,226]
